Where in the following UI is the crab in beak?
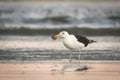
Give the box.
[51,34,61,40]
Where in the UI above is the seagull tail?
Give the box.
[89,40,97,44]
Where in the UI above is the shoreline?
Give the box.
[0,60,120,64]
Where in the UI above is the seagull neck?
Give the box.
[64,35,71,40]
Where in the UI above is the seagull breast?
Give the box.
[63,34,84,50]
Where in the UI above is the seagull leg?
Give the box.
[78,50,81,63]
[69,52,72,62]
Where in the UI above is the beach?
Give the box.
[0,61,120,80]
[0,35,120,80]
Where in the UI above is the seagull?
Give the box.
[52,31,96,62]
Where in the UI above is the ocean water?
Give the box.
[0,4,120,29]
[0,35,120,62]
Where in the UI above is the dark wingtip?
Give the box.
[89,40,97,43]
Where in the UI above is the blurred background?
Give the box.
[0,0,120,61]
[0,0,120,35]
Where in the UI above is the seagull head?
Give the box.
[52,31,69,40]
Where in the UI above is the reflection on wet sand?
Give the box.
[0,62,120,80]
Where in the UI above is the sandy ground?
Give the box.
[0,61,120,80]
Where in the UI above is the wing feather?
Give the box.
[75,35,90,47]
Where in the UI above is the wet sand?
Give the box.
[0,61,120,80]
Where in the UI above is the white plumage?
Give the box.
[62,33,84,50]
[52,31,96,62]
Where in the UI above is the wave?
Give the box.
[0,5,120,29]
[23,16,70,24]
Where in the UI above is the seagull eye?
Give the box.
[62,33,65,34]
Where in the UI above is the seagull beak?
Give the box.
[52,34,61,40]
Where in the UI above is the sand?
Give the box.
[0,61,120,80]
